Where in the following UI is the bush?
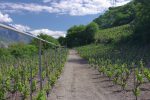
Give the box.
[9,43,38,58]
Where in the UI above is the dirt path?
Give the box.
[48,50,118,100]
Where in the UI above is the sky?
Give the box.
[0,0,131,38]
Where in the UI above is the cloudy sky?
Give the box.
[0,0,131,38]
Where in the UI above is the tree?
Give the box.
[84,22,99,44]
[30,34,59,50]
[66,25,86,47]
[58,37,66,46]
[65,23,99,47]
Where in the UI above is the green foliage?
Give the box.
[32,80,37,92]
[31,34,59,49]
[49,75,57,86]
[58,36,66,46]
[133,0,150,44]
[42,71,46,80]
[95,24,132,44]
[9,43,38,58]
[0,45,68,99]
[94,2,135,29]
[18,81,30,99]
[133,87,140,97]
[66,25,86,47]
[85,22,99,44]
[65,22,99,47]
[0,48,11,58]
[76,43,150,99]
[36,90,46,100]
[144,68,150,82]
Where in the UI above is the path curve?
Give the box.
[48,50,118,100]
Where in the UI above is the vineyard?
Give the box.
[0,0,149,99]
[94,24,133,44]
[0,47,68,100]
[77,27,150,100]
[0,24,68,100]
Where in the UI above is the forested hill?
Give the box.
[58,0,150,47]
[93,2,135,29]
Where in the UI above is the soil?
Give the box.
[48,50,118,100]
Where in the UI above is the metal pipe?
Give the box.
[0,23,61,47]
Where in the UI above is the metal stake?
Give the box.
[39,40,42,90]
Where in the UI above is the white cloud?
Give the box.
[31,29,66,38]
[114,0,131,6]
[0,0,131,16]
[50,0,111,16]
[0,12,13,23]
[9,24,65,38]
[10,24,31,32]
[0,3,54,12]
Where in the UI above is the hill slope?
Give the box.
[94,24,132,44]
[93,2,135,29]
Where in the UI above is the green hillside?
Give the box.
[94,24,132,44]
[93,2,135,29]
[59,1,136,47]
[59,0,150,47]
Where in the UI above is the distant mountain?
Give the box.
[0,26,33,47]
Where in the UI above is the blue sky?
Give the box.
[0,0,131,38]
